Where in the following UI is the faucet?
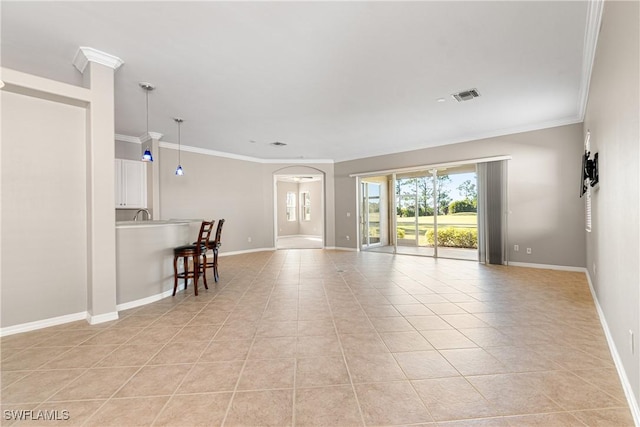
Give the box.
[133,209,152,221]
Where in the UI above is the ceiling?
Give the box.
[1,1,594,162]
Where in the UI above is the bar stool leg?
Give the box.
[202,254,209,290]
[192,254,199,296]
[183,256,189,291]
[172,255,179,296]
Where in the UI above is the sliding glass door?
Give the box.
[395,165,478,260]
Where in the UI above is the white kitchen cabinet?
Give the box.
[115,159,147,208]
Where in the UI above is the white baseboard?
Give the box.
[585,271,640,425]
[507,261,587,272]
[116,283,187,312]
[87,311,119,325]
[218,247,275,257]
[328,246,358,251]
[0,311,88,337]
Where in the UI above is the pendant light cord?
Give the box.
[145,90,149,144]
[177,120,181,163]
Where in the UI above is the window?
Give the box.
[301,191,311,221]
[286,192,296,221]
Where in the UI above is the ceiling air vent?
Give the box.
[452,88,480,102]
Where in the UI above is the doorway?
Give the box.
[274,174,324,249]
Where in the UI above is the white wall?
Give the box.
[1,91,88,326]
[334,123,586,268]
[583,0,639,411]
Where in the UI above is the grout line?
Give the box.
[2,251,634,426]
[220,250,280,427]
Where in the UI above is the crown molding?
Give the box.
[578,0,604,120]
[147,132,164,141]
[139,132,164,144]
[334,115,583,163]
[158,141,333,164]
[115,134,141,144]
[72,47,124,74]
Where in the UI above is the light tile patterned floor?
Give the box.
[1,250,635,426]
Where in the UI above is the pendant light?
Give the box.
[140,82,155,162]
[174,117,184,176]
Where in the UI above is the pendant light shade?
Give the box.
[174,117,184,176]
[140,82,155,162]
[142,148,153,162]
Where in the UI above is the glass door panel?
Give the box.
[361,181,382,248]
[435,166,478,261]
[367,182,381,245]
[395,176,435,256]
[393,167,478,260]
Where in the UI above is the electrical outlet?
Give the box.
[346,235,350,241]
[347,212,351,217]
[514,244,519,252]
[247,237,252,243]
[526,248,532,254]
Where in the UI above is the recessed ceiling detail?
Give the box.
[452,89,481,102]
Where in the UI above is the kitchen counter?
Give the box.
[115,219,202,308]
[116,219,198,228]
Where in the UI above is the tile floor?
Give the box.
[1,249,635,426]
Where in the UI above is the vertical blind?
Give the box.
[477,160,508,265]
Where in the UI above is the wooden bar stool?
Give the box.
[173,220,214,296]
[202,219,225,282]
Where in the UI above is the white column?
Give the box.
[73,47,123,324]
[146,132,163,220]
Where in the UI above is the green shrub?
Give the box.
[397,228,406,238]
[449,199,477,214]
[425,227,478,248]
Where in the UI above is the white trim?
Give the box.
[115,134,141,144]
[0,311,88,337]
[330,246,358,252]
[277,234,323,239]
[155,140,333,164]
[507,261,587,273]
[147,132,163,141]
[72,47,124,73]
[140,132,164,144]
[1,67,91,105]
[218,247,276,257]
[585,272,640,425]
[86,311,119,325]
[116,286,184,312]
[578,0,605,120]
[118,282,192,312]
[349,155,512,178]
[336,117,582,163]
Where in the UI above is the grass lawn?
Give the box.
[397,213,477,245]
